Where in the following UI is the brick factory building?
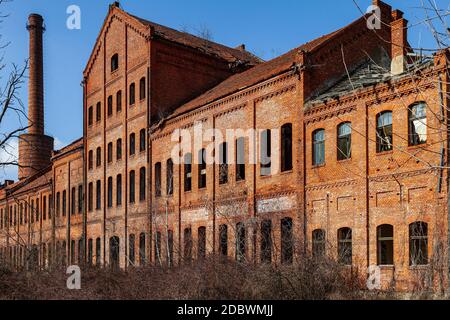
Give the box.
[0,0,449,290]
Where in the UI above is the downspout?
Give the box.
[82,77,87,265]
[365,102,370,269]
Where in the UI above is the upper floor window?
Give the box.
[139,167,146,202]
[129,83,135,106]
[139,129,146,152]
[281,123,293,172]
[107,95,113,117]
[129,171,135,204]
[376,111,393,153]
[409,102,427,146]
[96,102,101,122]
[236,138,245,181]
[184,153,192,192]
[116,174,122,206]
[166,159,174,196]
[78,185,83,214]
[88,183,93,212]
[129,133,136,156]
[111,54,119,72]
[139,77,146,100]
[198,149,207,189]
[107,177,113,208]
[260,129,271,176]
[312,129,325,166]
[337,122,352,160]
[155,162,162,197]
[116,139,122,160]
[88,106,93,126]
[96,180,101,210]
[107,142,113,163]
[96,147,101,167]
[219,142,228,185]
[88,150,93,170]
[116,90,122,113]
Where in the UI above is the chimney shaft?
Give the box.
[390,11,408,75]
[27,14,45,135]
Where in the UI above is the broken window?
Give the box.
[281,123,293,172]
[219,142,228,185]
[184,153,192,192]
[155,162,162,197]
[198,149,207,189]
[313,129,325,166]
[377,224,394,265]
[312,229,326,258]
[409,221,428,266]
[198,227,206,259]
[261,220,272,263]
[219,224,228,256]
[338,227,352,265]
[260,129,271,176]
[166,159,174,196]
[409,102,427,146]
[281,218,293,264]
[236,138,245,181]
[236,222,246,262]
[376,111,393,152]
[109,236,120,269]
[154,232,162,263]
[337,122,352,160]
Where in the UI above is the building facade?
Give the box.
[0,0,449,290]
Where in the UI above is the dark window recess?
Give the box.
[184,153,192,192]
[155,162,162,197]
[260,130,271,176]
[219,142,228,185]
[337,122,352,160]
[236,138,245,181]
[281,123,293,172]
[198,149,207,189]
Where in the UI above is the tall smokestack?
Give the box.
[18,14,53,180]
[27,14,45,134]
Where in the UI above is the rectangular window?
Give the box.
[166,160,173,196]
[107,177,113,208]
[71,187,76,215]
[116,175,122,206]
[116,91,122,113]
[88,106,93,126]
[281,124,293,172]
[96,180,101,210]
[88,183,93,212]
[313,129,325,166]
[96,102,101,122]
[155,163,162,197]
[129,171,135,203]
[62,191,67,217]
[78,185,83,214]
[260,130,271,176]
[139,167,146,201]
[198,149,207,189]
[198,227,206,259]
[184,153,192,192]
[107,95,113,117]
[219,143,228,185]
[236,138,245,181]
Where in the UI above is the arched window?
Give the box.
[109,236,120,269]
[129,133,135,156]
[107,177,113,208]
[166,159,174,196]
[376,111,393,152]
[409,102,427,146]
[139,167,146,201]
[338,227,352,265]
[260,129,271,176]
[96,180,101,210]
[107,95,113,116]
[129,234,135,265]
[116,174,122,206]
[129,171,135,204]
[219,224,228,256]
[107,142,113,163]
[409,221,428,266]
[219,142,228,184]
[129,83,135,106]
[155,162,162,197]
[236,222,246,262]
[261,220,272,263]
[111,54,119,72]
[337,122,352,160]
[236,137,245,181]
[116,139,122,160]
[139,129,146,152]
[313,129,325,166]
[198,149,207,189]
[139,77,146,100]
[139,232,146,266]
[88,183,93,212]
[377,224,394,265]
[198,226,206,259]
[312,229,326,257]
[62,191,67,217]
[96,102,101,122]
[96,147,101,167]
[88,106,93,126]
[71,188,75,215]
[116,90,122,113]
[184,153,192,192]
[88,150,93,170]
[281,123,293,172]
[78,185,83,214]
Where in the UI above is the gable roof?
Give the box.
[84,4,262,76]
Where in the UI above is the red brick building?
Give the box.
[0,0,448,290]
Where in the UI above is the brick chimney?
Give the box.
[390,9,408,75]
[18,14,54,180]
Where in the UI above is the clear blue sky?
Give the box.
[0,0,448,180]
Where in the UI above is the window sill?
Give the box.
[280,170,293,175]
[407,143,429,151]
[378,265,395,269]
[376,150,393,156]
[337,158,352,163]
[236,179,246,184]
[312,164,325,169]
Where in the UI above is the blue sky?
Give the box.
[0,0,448,180]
